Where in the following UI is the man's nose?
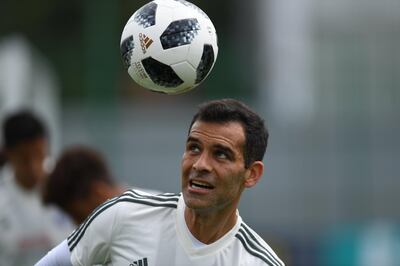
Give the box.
[192,152,212,172]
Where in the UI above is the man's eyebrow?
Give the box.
[213,144,235,157]
[186,136,199,143]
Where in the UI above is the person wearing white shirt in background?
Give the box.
[0,110,73,266]
[42,145,127,225]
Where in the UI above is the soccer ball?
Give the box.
[120,0,218,94]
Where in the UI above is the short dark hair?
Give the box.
[43,145,114,210]
[189,98,269,168]
[2,110,47,149]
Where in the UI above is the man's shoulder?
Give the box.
[67,189,180,255]
[80,189,180,223]
[116,189,180,209]
[234,222,285,266]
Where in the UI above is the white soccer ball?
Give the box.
[120,0,218,94]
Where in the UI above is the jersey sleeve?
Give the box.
[66,198,121,266]
[34,239,72,266]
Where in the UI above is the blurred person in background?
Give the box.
[0,110,73,266]
[43,145,126,225]
[36,98,285,266]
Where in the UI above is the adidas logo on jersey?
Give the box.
[130,257,148,266]
[139,33,153,54]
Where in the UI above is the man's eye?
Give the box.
[215,150,228,159]
[188,144,200,153]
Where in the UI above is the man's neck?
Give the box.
[184,207,238,244]
[14,172,38,191]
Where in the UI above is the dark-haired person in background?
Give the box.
[43,145,125,225]
[0,110,73,266]
[36,99,285,266]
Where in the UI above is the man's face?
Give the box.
[181,120,248,213]
[7,137,48,189]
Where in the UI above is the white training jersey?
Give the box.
[0,166,75,266]
[68,189,284,266]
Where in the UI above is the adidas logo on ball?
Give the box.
[139,33,153,54]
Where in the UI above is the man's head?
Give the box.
[182,99,268,213]
[43,145,121,224]
[1,110,48,189]
[188,98,269,168]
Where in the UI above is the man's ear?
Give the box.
[244,161,264,188]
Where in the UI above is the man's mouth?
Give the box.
[190,180,214,190]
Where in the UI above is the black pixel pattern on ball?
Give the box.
[160,18,200,49]
[195,44,214,84]
[134,2,157,28]
[173,0,210,20]
[142,57,184,87]
[120,36,135,69]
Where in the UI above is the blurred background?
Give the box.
[1,0,399,265]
